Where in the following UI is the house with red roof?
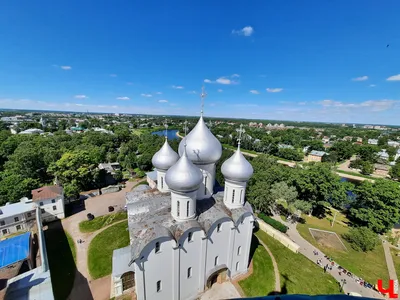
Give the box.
[31,186,64,223]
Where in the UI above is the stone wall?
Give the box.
[256,218,300,253]
[101,185,121,194]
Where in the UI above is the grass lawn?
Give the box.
[256,230,341,295]
[88,221,130,279]
[45,222,76,300]
[297,215,389,285]
[336,169,374,180]
[239,236,275,296]
[79,211,127,233]
[390,248,400,278]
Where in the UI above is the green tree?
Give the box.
[248,181,273,213]
[349,180,400,233]
[293,200,313,214]
[360,161,374,175]
[329,141,355,161]
[390,163,400,180]
[63,181,80,200]
[0,173,40,205]
[270,181,298,204]
[113,169,123,182]
[358,145,379,162]
[343,227,379,252]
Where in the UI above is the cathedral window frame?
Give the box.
[236,261,240,271]
[186,200,190,217]
[155,242,161,254]
[217,223,222,232]
[188,232,193,242]
[214,256,219,266]
[177,201,180,217]
[161,177,164,189]
[156,280,162,292]
[187,267,192,278]
[232,190,235,203]
[237,246,242,256]
[204,176,208,195]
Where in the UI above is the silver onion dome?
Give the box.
[221,146,253,182]
[165,146,203,192]
[178,116,222,164]
[152,139,179,171]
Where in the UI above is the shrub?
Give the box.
[343,226,379,252]
[258,213,288,233]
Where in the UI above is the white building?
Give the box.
[368,139,378,145]
[19,128,44,135]
[111,99,255,299]
[0,198,36,238]
[31,186,65,223]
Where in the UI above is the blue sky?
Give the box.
[1,1,400,124]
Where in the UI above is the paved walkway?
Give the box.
[200,282,241,300]
[271,215,384,299]
[257,238,281,292]
[63,180,136,300]
[383,241,398,280]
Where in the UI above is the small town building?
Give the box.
[98,162,121,186]
[374,164,389,176]
[0,198,36,238]
[388,140,400,148]
[377,150,389,161]
[368,139,378,145]
[31,186,65,223]
[308,150,327,162]
[19,128,44,135]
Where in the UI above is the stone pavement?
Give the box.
[63,180,136,300]
[271,215,384,299]
[200,282,241,300]
[383,240,398,280]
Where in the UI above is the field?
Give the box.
[79,211,127,233]
[88,221,130,279]
[256,231,341,295]
[309,228,347,251]
[297,214,389,285]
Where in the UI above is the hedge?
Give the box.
[258,213,288,233]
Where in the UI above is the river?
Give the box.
[151,129,180,140]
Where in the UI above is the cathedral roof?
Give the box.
[221,145,254,182]
[178,116,222,165]
[151,139,179,171]
[165,146,203,192]
[126,185,253,262]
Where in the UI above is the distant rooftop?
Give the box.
[31,186,63,202]
[0,199,35,219]
[309,150,327,157]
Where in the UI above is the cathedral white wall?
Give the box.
[205,219,233,280]
[179,229,204,300]
[136,238,176,300]
[156,169,169,192]
[195,163,216,200]
[230,214,254,277]
[223,181,246,209]
[171,191,197,221]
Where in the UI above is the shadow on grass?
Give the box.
[45,221,93,300]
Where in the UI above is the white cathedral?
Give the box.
[111,90,255,300]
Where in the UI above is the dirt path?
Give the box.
[257,237,281,293]
[63,180,136,300]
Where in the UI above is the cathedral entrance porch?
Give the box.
[206,267,228,289]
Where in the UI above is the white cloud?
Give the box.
[249,90,260,94]
[298,102,307,105]
[116,96,130,100]
[352,75,368,81]
[155,92,162,95]
[74,95,88,99]
[75,103,84,106]
[370,84,376,87]
[232,26,254,37]
[158,100,168,103]
[318,99,399,112]
[387,74,400,81]
[188,91,197,94]
[216,77,232,85]
[110,74,117,77]
[172,85,184,89]
[231,74,240,78]
[204,79,212,83]
[60,66,72,70]
[141,93,152,97]
[266,88,283,93]
[217,89,223,92]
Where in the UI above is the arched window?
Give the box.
[186,201,190,217]
[121,271,135,291]
[177,201,180,217]
[214,256,219,266]
[237,246,241,256]
[188,232,193,242]
[217,223,221,232]
[155,242,160,253]
[187,267,192,278]
[232,190,235,203]
[236,261,240,271]
[157,280,162,292]
[240,190,243,202]
[161,177,164,189]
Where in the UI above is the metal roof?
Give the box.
[0,232,31,269]
[146,170,158,181]
[0,201,35,219]
[31,186,63,202]
[309,150,327,157]
[112,246,135,277]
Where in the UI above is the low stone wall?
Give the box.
[256,218,300,253]
[101,185,121,194]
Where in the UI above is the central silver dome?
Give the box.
[178,116,222,165]
[152,139,179,171]
[221,146,253,182]
[165,148,203,192]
